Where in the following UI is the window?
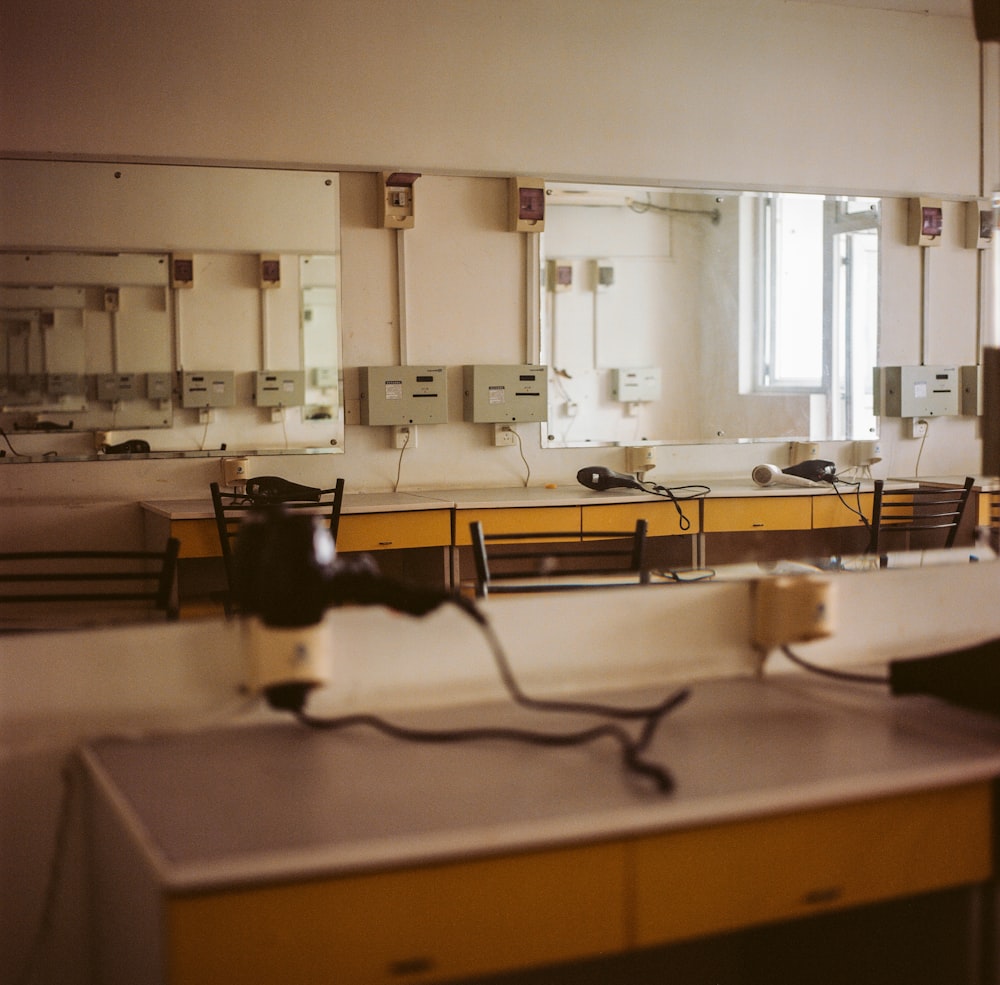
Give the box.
[746,193,879,440]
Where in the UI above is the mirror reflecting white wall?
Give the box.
[539,182,880,448]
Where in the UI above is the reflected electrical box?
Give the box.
[255,370,305,408]
[611,367,662,403]
[463,364,548,423]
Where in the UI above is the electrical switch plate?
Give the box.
[360,366,447,425]
[966,199,993,249]
[463,364,548,423]
[259,255,281,288]
[908,197,943,246]
[181,370,236,409]
[592,259,615,291]
[548,259,573,292]
[611,367,661,403]
[874,365,959,418]
[509,177,545,232]
[170,253,194,289]
[255,370,305,407]
[377,171,420,229]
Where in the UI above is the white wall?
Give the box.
[1,2,996,554]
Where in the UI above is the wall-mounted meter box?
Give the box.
[875,365,959,417]
[611,367,662,403]
[463,364,548,423]
[360,366,447,425]
[255,370,305,407]
[147,372,174,402]
[97,373,138,402]
[181,370,236,409]
[46,373,85,397]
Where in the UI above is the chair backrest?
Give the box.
[869,477,975,556]
[0,539,181,628]
[469,519,648,598]
[210,477,346,614]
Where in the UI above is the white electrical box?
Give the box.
[611,367,662,403]
[181,370,236,409]
[360,366,447,425]
[875,365,959,418]
[255,370,305,408]
[463,364,548,423]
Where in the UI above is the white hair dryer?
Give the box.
[751,463,823,488]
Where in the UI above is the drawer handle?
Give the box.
[751,522,765,528]
[389,956,436,977]
[802,885,844,906]
[378,540,393,546]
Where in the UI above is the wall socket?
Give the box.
[911,418,928,438]
[393,425,417,449]
[494,423,517,446]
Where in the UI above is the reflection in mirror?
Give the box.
[0,251,173,433]
[539,183,880,447]
[300,255,343,424]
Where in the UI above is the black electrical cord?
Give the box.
[828,476,872,544]
[780,644,889,685]
[0,427,27,458]
[294,599,690,792]
[638,482,711,532]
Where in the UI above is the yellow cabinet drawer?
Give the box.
[632,782,992,948]
[167,842,627,985]
[170,518,223,558]
[583,501,700,536]
[337,510,451,552]
[702,496,811,532]
[454,506,581,546]
[812,492,874,529]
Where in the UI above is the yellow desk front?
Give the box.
[83,675,999,985]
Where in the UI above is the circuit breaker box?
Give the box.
[181,370,236,409]
[254,370,306,408]
[360,366,447,425]
[462,364,548,423]
[875,365,959,418]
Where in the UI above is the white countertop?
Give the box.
[141,478,895,521]
[82,672,1000,894]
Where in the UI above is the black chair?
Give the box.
[210,477,346,615]
[869,477,975,561]
[469,519,649,599]
[0,539,181,629]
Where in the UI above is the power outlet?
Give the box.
[911,418,928,438]
[494,423,517,447]
[393,425,417,449]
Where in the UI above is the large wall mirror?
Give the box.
[0,160,343,460]
[539,182,880,447]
